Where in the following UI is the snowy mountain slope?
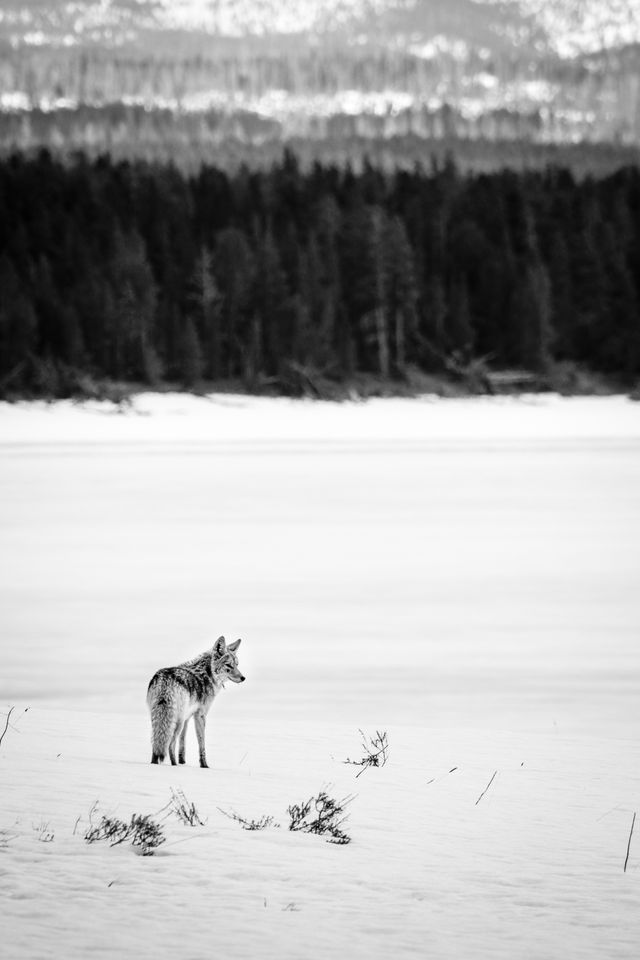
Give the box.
[1,0,639,54]
[491,0,640,57]
[2,1,640,149]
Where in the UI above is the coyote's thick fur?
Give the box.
[147,636,244,767]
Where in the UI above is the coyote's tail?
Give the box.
[147,678,176,764]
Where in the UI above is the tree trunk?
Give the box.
[395,308,405,374]
[376,306,389,378]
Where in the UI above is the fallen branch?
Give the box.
[475,770,498,806]
[624,811,636,873]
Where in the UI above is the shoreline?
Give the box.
[1,392,639,447]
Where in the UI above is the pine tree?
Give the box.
[599,222,640,375]
[339,201,378,371]
[509,261,553,372]
[370,207,390,377]
[8,295,38,374]
[213,228,255,379]
[190,246,222,380]
[0,255,37,381]
[548,232,574,360]
[109,228,158,381]
[570,227,607,365]
[59,303,85,368]
[420,275,448,368]
[181,316,204,387]
[447,278,475,362]
[253,229,291,378]
[383,216,419,375]
[31,256,62,359]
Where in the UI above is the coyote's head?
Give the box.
[212,636,245,683]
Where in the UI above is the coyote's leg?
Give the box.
[178,718,189,765]
[168,720,181,766]
[194,711,208,768]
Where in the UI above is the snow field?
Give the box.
[1,708,638,960]
[1,394,639,958]
[2,392,640,446]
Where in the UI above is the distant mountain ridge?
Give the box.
[1,1,640,157]
[2,1,639,55]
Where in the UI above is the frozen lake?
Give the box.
[1,395,639,736]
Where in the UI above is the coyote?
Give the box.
[147,637,245,767]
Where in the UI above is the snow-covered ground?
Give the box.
[2,391,640,446]
[1,394,639,959]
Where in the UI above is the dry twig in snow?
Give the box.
[623,812,636,873]
[475,771,498,806]
[343,730,389,778]
[0,707,15,749]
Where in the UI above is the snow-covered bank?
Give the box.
[2,392,640,446]
[1,709,638,960]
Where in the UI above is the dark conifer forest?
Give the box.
[1,149,639,397]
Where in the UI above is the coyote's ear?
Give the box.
[228,638,241,652]
[213,636,226,659]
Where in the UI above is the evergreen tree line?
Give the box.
[1,149,639,396]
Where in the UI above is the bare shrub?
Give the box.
[33,820,55,843]
[0,829,18,848]
[287,791,353,845]
[343,729,389,778]
[169,788,206,827]
[85,813,165,855]
[218,790,354,845]
[217,808,279,831]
